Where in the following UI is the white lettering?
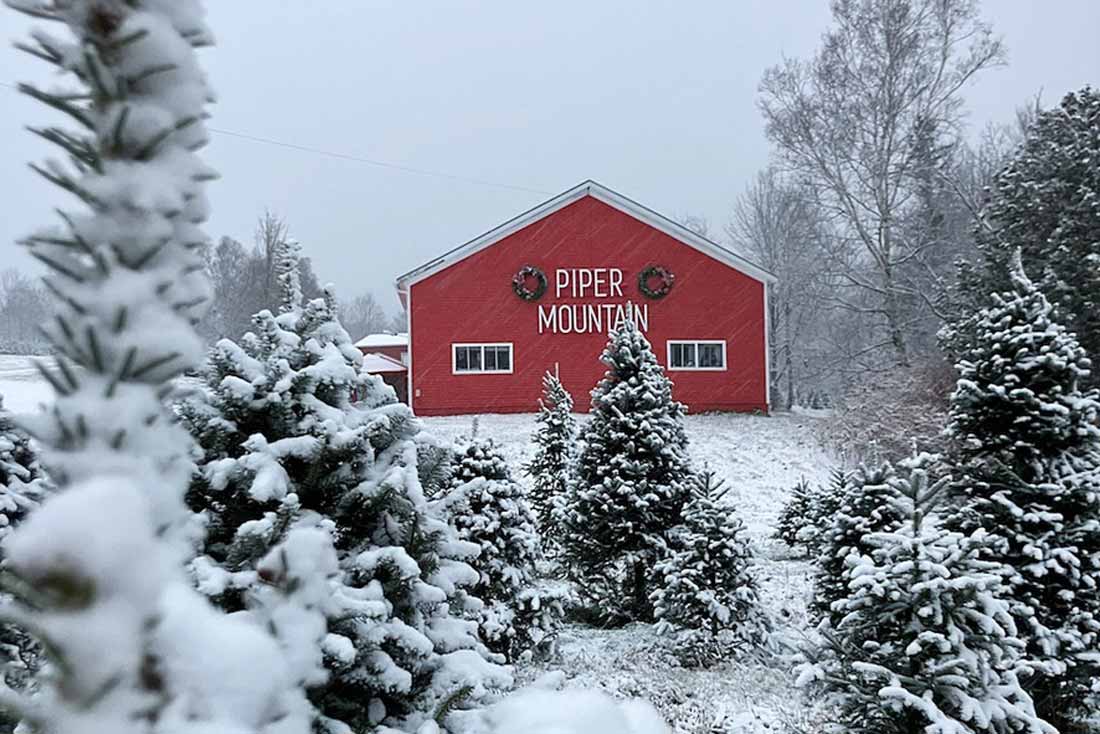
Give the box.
[593,268,607,297]
[538,305,556,334]
[555,269,569,299]
[610,268,624,297]
[559,304,574,334]
[577,269,594,297]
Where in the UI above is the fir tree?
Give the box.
[651,469,766,667]
[181,253,508,731]
[0,395,49,733]
[945,257,1100,731]
[3,2,318,731]
[811,462,906,624]
[964,88,1100,382]
[774,476,814,550]
[557,314,693,623]
[524,371,577,541]
[799,463,1054,734]
[437,437,562,662]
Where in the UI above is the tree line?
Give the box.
[0,211,403,356]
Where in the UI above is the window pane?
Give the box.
[468,347,482,371]
[455,346,469,371]
[670,343,683,367]
[699,343,723,368]
[495,346,511,371]
[484,346,498,371]
[680,344,697,367]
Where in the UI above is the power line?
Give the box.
[0,80,552,196]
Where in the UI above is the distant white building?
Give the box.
[354,332,409,402]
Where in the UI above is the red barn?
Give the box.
[395,180,774,416]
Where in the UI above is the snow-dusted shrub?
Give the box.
[524,371,577,542]
[799,464,1054,734]
[651,470,767,667]
[3,2,321,731]
[438,437,564,662]
[181,250,510,731]
[825,361,954,463]
[557,315,693,623]
[810,461,907,624]
[944,256,1100,731]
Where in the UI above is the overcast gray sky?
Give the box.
[2,2,1098,315]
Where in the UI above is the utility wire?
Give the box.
[0,80,552,196]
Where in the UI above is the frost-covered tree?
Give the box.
[557,315,693,623]
[2,2,320,731]
[799,463,1054,734]
[944,258,1100,731]
[524,371,577,540]
[0,395,50,732]
[181,253,508,731]
[965,88,1100,381]
[811,462,906,624]
[437,437,562,662]
[651,469,766,667]
[774,476,814,550]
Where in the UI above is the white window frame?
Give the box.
[451,342,514,375]
[666,340,727,371]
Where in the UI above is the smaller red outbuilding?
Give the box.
[394,180,776,416]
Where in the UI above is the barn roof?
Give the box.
[395,180,777,291]
[354,332,408,349]
[361,352,407,374]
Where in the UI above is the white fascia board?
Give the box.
[393,180,777,292]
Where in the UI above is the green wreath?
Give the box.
[512,265,548,302]
[638,265,675,299]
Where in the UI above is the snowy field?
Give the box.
[0,357,835,731]
[425,411,833,732]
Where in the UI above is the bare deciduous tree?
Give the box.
[759,0,1004,366]
[728,168,826,410]
[340,292,390,341]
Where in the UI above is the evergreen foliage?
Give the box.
[438,437,563,662]
[651,469,766,667]
[524,371,577,541]
[775,469,853,557]
[963,88,1100,381]
[2,2,321,731]
[799,464,1055,734]
[944,258,1100,731]
[180,246,509,731]
[557,315,694,623]
[811,462,907,624]
[0,395,49,733]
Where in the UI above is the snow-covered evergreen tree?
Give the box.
[0,395,50,732]
[964,88,1100,382]
[810,462,906,624]
[774,476,814,550]
[524,371,577,541]
[651,469,766,666]
[945,257,1100,731]
[3,2,319,731]
[557,314,693,623]
[181,252,508,731]
[799,462,1054,734]
[437,437,562,662]
[775,470,853,558]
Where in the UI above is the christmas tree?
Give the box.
[181,248,509,731]
[524,371,577,542]
[799,463,1054,734]
[437,437,562,662]
[945,256,1100,731]
[774,476,814,551]
[810,461,906,624]
[3,2,317,731]
[965,88,1100,383]
[557,313,693,623]
[651,469,766,667]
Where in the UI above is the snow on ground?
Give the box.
[0,355,56,414]
[2,357,835,732]
[424,411,833,733]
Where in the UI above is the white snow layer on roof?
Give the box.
[361,352,407,373]
[354,333,408,348]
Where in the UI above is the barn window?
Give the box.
[452,343,513,374]
[667,340,726,371]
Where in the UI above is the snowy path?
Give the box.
[424,411,831,733]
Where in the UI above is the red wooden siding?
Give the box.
[408,195,768,416]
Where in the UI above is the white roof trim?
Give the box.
[395,180,777,289]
